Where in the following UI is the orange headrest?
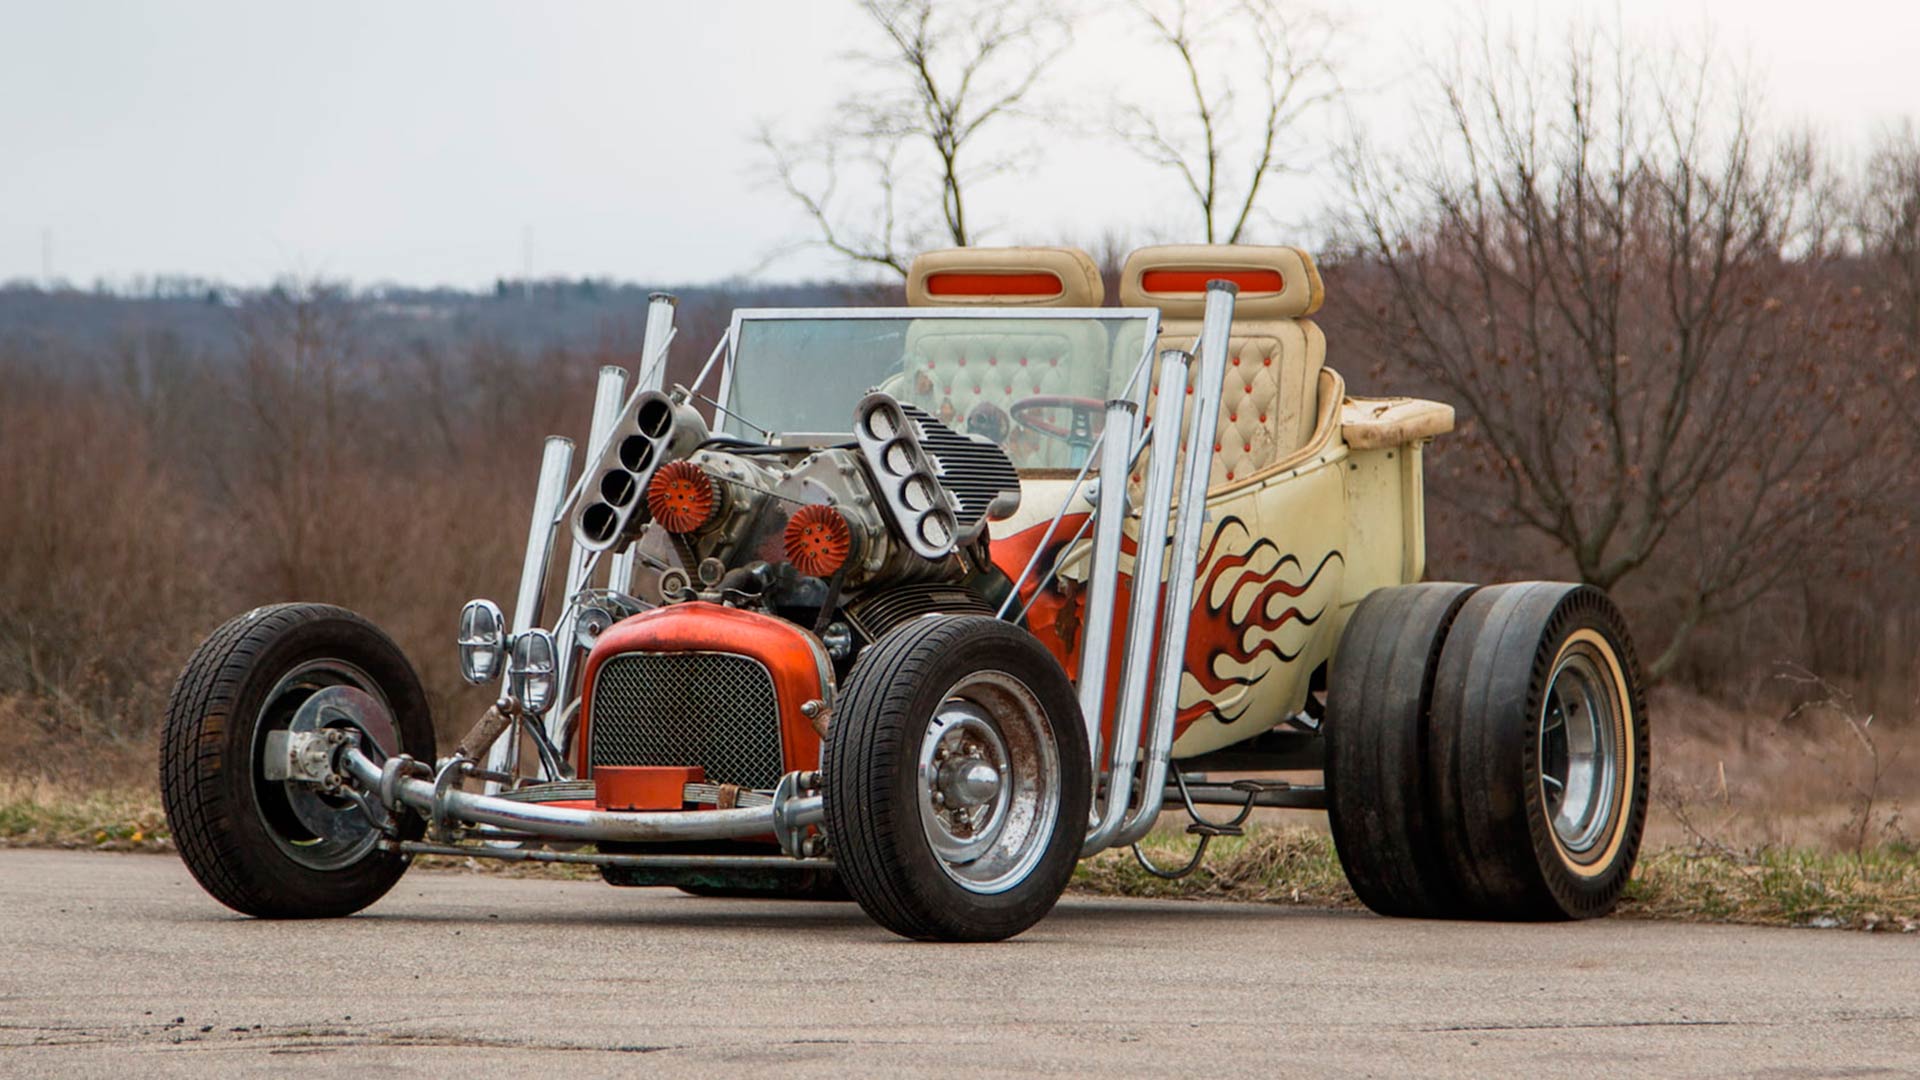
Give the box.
[1118,244,1324,319]
[907,246,1104,307]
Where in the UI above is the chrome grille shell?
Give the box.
[587,650,785,790]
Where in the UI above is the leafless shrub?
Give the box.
[1331,18,1904,678]
[1112,0,1343,242]
[758,0,1069,274]
[1777,665,1909,854]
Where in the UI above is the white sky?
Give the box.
[3,0,1918,288]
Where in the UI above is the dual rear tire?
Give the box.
[1326,582,1649,921]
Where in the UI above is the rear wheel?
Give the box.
[160,604,434,918]
[824,616,1091,942]
[1429,584,1649,920]
[1324,582,1478,918]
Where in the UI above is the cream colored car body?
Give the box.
[923,244,1454,758]
[997,388,1450,757]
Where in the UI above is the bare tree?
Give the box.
[1333,23,1899,677]
[1114,0,1341,243]
[760,0,1068,276]
[1857,124,1920,357]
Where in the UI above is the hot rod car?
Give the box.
[161,245,1650,941]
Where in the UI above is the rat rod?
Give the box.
[161,245,1650,941]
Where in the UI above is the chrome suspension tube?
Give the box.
[1073,397,1141,774]
[1117,281,1237,846]
[1082,348,1193,856]
[550,365,629,742]
[486,435,575,786]
[343,748,825,846]
[634,291,678,392]
[611,292,678,594]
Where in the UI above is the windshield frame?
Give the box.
[712,306,1164,446]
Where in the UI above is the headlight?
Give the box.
[508,629,558,716]
[456,599,506,684]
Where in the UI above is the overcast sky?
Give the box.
[4,0,1918,289]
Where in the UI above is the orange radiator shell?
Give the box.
[574,602,833,781]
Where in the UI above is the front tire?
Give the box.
[823,616,1091,942]
[160,604,435,918]
[1429,584,1650,920]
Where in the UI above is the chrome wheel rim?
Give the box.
[1538,643,1623,858]
[250,658,397,871]
[915,670,1060,895]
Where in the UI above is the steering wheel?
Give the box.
[1009,395,1106,447]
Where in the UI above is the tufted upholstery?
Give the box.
[1121,245,1329,491]
[907,246,1105,307]
[890,248,1111,468]
[896,320,1112,468]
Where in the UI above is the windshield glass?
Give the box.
[720,309,1157,470]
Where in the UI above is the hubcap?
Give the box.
[251,658,399,871]
[915,670,1060,894]
[1538,642,1623,859]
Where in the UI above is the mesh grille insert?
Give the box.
[588,651,784,789]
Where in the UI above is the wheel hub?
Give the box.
[913,670,1061,895]
[943,759,1003,808]
[1538,645,1622,858]
[252,660,399,872]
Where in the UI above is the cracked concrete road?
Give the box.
[1,850,1915,1078]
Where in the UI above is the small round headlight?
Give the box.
[508,628,559,716]
[456,599,506,685]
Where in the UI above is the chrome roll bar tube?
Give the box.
[549,364,630,750]
[612,292,678,594]
[485,435,574,787]
[1081,348,1192,855]
[1073,397,1141,774]
[1115,281,1236,847]
[344,747,826,853]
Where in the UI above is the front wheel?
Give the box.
[823,615,1091,942]
[160,603,435,918]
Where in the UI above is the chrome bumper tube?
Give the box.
[393,841,836,872]
[343,748,825,850]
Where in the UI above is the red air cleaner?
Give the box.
[784,504,854,578]
[646,460,720,533]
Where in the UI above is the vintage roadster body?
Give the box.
[162,245,1650,941]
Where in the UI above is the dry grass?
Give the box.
[2,780,1912,929]
[1076,825,1919,932]
[1074,828,1361,908]
[1648,684,1918,853]
[0,778,171,853]
[1623,845,1920,931]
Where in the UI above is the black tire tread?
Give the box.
[1430,583,1650,920]
[823,615,1089,942]
[160,603,430,918]
[1324,582,1477,918]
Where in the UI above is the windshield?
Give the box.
[719,309,1158,470]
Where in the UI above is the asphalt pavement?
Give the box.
[1,849,1914,1078]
